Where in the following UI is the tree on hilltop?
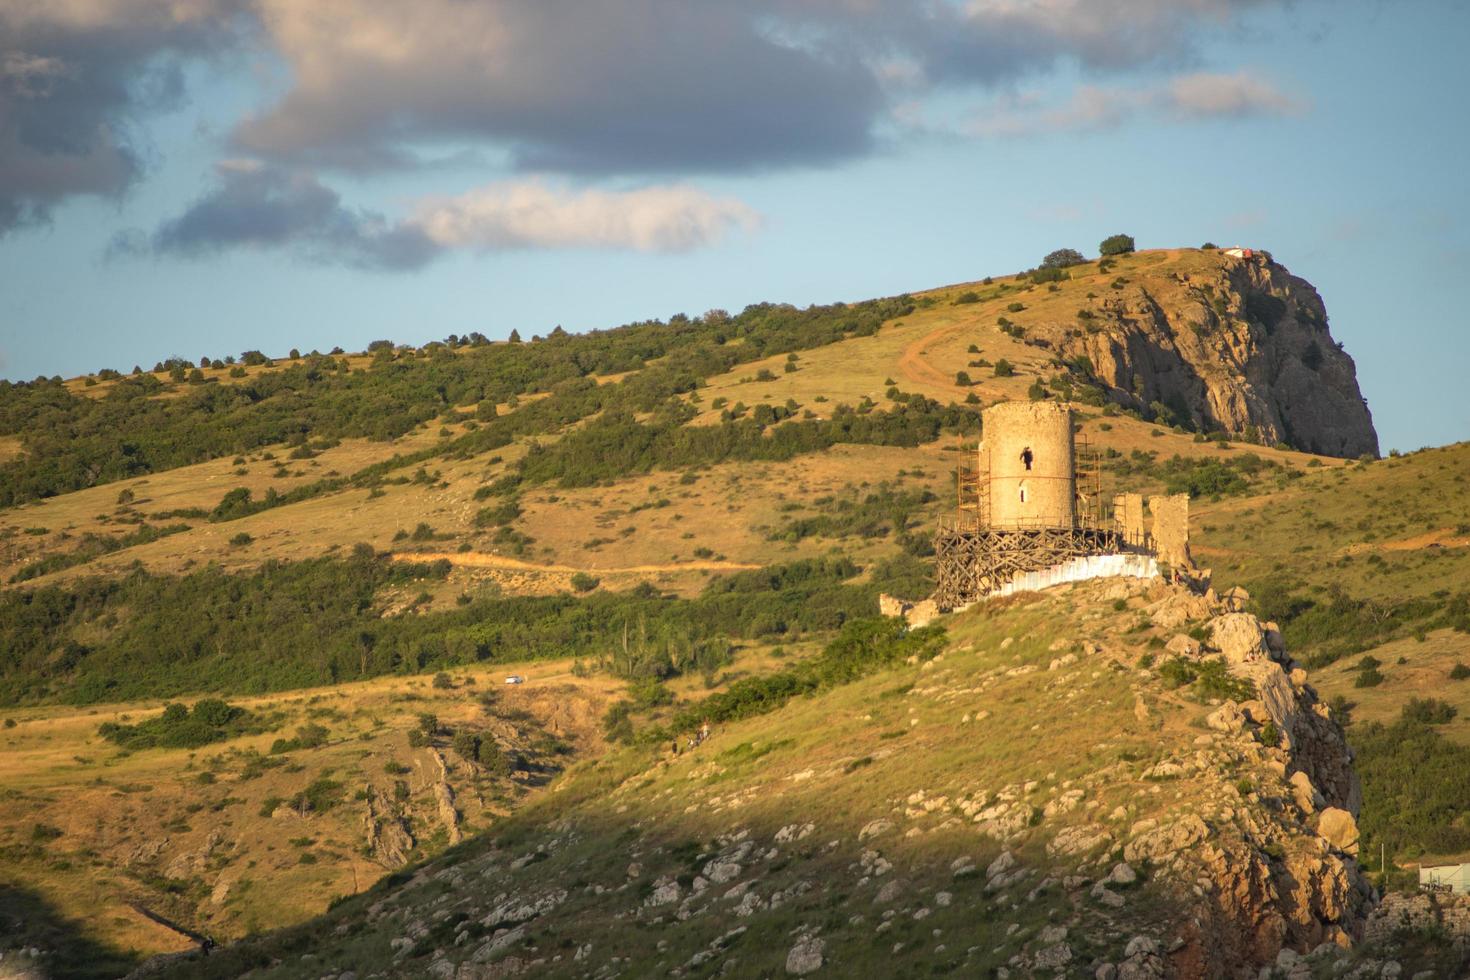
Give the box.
[1099,234,1136,257]
[1042,248,1086,269]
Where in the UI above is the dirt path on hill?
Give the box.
[1344,528,1470,554]
[394,551,762,574]
[897,323,969,395]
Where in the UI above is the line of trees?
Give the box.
[0,551,926,706]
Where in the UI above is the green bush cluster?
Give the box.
[767,485,937,550]
[10,522,192,582]
[97,698,257,750]
[1356,714,1470,858]
[0,553,922,705]
[1249,584,1441,669]
[0,295,915,508]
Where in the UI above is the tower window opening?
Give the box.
[1021,447,1033,471]
[1019,487,1027,503]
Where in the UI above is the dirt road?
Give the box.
[394,551,762,574]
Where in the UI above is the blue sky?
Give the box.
[1,0,1466,452]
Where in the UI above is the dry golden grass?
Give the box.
[1310,629,1470,745]
[0,655,618,959]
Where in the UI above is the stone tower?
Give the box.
[982,401,1075,530]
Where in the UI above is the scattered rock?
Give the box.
[1165,634,1201,657]
[785,935,824,975]
[1206,701,1246,734]
[987,850,1017,879]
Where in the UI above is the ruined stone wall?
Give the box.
[1149,493,1192,570]
[983,401,1075,530]
[1112,492,1146,548]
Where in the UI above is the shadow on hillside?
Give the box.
[0,882,139,979]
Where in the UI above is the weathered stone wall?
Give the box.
[983,401,1075,530]
[1149,493,1192,570]
[1112,492,1146,547]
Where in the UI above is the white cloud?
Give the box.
[1167,70,1308,118]
[966,69,1305,138]
[119,166,761,269]
[411,182,762,254]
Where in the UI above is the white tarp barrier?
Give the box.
[988,553,1159,599]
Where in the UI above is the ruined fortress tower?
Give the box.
[983,401,1076,531]
[930,400,1190,608]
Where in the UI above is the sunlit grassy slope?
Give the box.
[152,577,1412,979]
[5,248,1469,976]
[2,248,1338,599]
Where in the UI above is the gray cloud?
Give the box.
[5,0,1306,240]
[114,161,760,269]
[111,160,439,269]
[233,0,881,174]
[232,0,1289,176]
[0,1,249,235]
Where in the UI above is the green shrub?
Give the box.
[993,359,1015,378]
[1450,662,1470,681]
[1041,248,1085,269]
[1402,698,1458,725]
[474,500,521,527]
[475,737,511,775]
[569,572,599,593]
[292,777,344,814]
[98,698,255,750]
[1099,234,1135,256]
[269,723,330,754]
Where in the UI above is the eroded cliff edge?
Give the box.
[1044,251,1378,458]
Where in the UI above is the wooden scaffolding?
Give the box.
[933,429,1126,608]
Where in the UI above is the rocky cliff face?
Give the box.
[1045,252,1378,458]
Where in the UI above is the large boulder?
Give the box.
[1316,808,1359,856]
[1209,613,1269,664]
[1150,591,1217,630]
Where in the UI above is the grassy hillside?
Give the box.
[4,247,1469,975]
[148,578,1465,979]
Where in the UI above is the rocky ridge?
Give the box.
[140,574,1438,980]
[1039,252,1378,458]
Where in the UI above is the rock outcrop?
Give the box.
[1044,252,1378,457]
[364,784,416,869]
